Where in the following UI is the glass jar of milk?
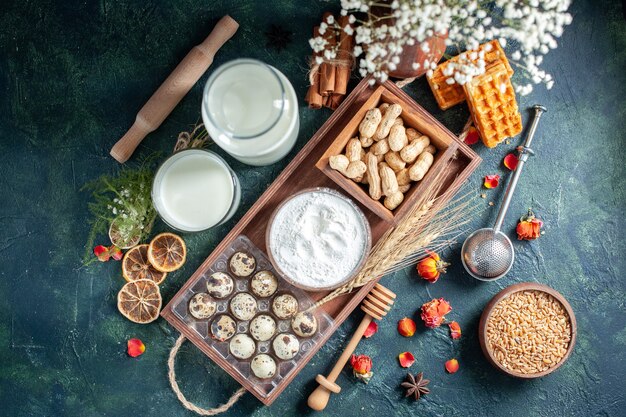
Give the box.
[201,59,299,166]
[152,149,241,232]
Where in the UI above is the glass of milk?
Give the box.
[152,149,241,232]
[201,58,299,166]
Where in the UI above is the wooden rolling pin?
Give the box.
[308,284,396,411]
[110,15,239,163]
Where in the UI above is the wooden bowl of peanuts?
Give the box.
[315,80,478,223]
[478,282,577,378]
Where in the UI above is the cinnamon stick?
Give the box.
[306,26,324,109]
[334,15,354,96]
[319,12,336,96]
[327,94,344,110]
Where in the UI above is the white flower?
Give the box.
[309,0,572,90]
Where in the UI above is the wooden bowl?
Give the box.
[478,282,577,378]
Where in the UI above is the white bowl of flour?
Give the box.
[266,188,371,291]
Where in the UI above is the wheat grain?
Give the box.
[486,290,571,375]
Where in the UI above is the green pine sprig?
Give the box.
[81,153,160,264]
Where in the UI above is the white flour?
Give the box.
[268,190,368,288]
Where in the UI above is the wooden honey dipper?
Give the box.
[308,283,396,411]
[110,15,239,163]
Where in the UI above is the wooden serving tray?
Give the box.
[161,77,481,405]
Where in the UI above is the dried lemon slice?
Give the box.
[147,233,186,272]
[122,244,167,285]
[117,279,162,324]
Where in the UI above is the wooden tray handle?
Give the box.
[110,15,239,163]
[168,335,246,415]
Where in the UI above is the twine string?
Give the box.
[167,335,246,416]
[308,54,355,85]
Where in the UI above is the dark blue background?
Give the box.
[0,0,624,416]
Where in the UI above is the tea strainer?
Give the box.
[461,104,547,281]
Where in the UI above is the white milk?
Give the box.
[202,59,299,166]
[152,150,240,232]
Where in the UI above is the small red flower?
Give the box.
[516,209,544,240]
[398,352,416,368]
[350,354,374,383]
[94,245,123,262]
[109,246,123,261]
[448,321,462,339]
[445,358,459,374]
[398,318,417,337]
[503,153,519,170]
[417,251,450,283]
[483,175,500,189]
[94,245,110,262]
[127,338,145,357]
[420,298,452,329]
[464,126,480,145]
[350,354,372,375]
[363,321,378,338]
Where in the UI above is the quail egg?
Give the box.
[206,272,234,299]
[250,354,277,379]
[188,293,217,320]
[250,270,278,298]
[229,293,257,321]
[229,251,256,277]
[210,315,237,341]
[272,333,300,360]
[272,294,299,320]
[291,311,318,338]
[229,333,256,360]
[249,315,277,342]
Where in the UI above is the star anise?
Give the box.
[400,372,430,400]
[265,24,293,52]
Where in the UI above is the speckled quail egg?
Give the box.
[272,294,299,320]
[188,293,217,320]
[291,311,318,338]
[210,315,237,341]
[250,354,277,379]
[229,293,257,321]
[229,333,256,360]
[250,270,278,298]
[206,272,234,299]
[249,315,277,342]
[229,251,256,277]
[272,333,300,360]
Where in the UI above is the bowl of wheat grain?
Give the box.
[479,282,576,378]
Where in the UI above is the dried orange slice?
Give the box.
[122,244,167,285]
[147,233,186,272]
[108,217,142,249]
[117,279,162,324]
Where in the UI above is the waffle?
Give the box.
[427,40,513,110]
[463,61,522,148]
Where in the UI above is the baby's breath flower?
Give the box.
[311,0,572,95]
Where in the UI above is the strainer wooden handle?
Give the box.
[110,15,239,163]
[307,284,396,411]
